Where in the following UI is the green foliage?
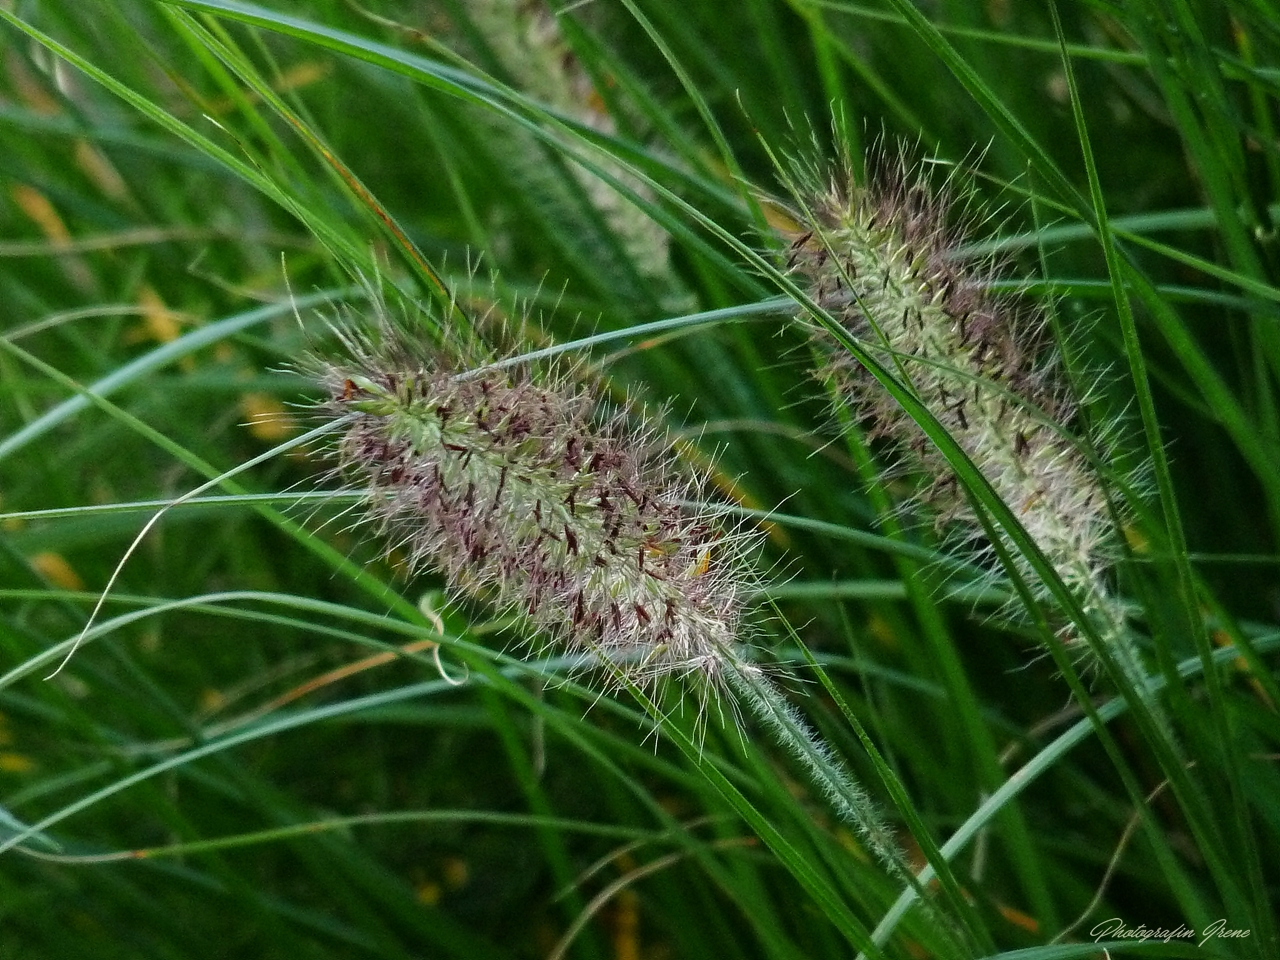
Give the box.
[1,1,1277,957]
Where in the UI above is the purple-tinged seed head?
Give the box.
[310,311,760,692]
[782,143,1144,674]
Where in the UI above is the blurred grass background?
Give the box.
[0,0,1278,957]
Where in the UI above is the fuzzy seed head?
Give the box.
[786,147,1136,658]
[454,0,688,310]
[316,326,756,690]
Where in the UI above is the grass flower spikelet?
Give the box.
[314,319,755,690]
[453,0,690,311]
[785,146,1145,683]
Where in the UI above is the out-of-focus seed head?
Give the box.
[452,0,689,311]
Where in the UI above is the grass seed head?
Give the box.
[311,300,758,693]
[784,144,1139,667]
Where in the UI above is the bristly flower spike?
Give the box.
[783,143,1149,691]
[310,299,760,694]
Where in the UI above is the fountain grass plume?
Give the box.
[451,0,690,312]
[781,143,1149,689]
[307,292,761,693]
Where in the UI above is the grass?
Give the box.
[1,0,1278,957]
